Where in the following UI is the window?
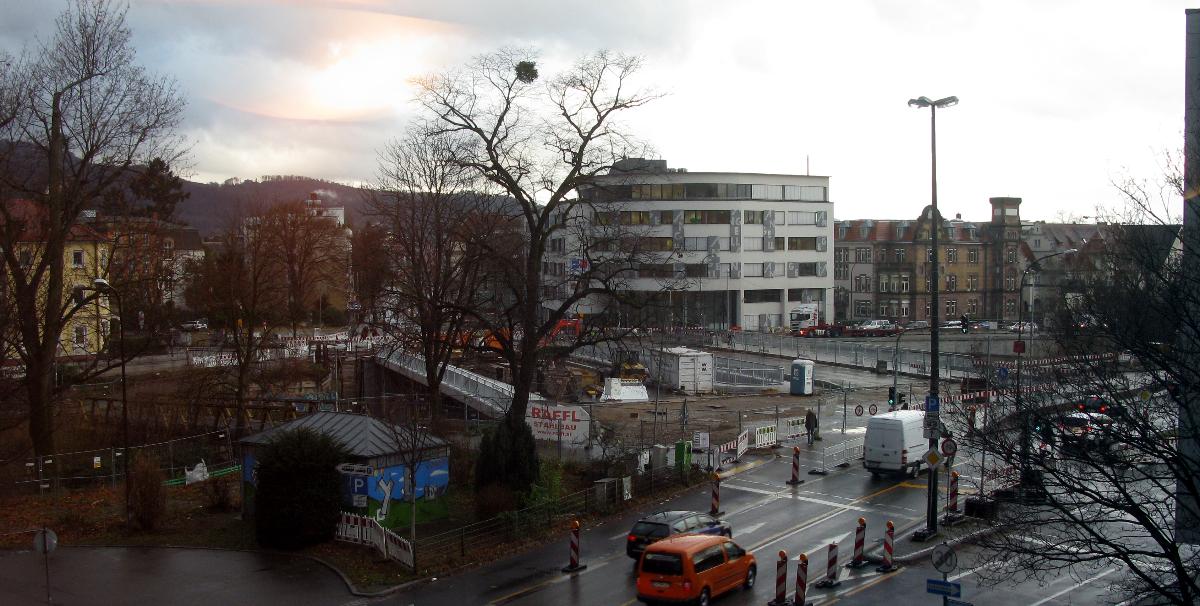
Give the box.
[1005,299,1016,315]
[855,274,871,292]
[658,210,674,224]
[835,248,849,262]
[1006,248,1017,263]
[693,546,726,573]
[855,300,871,317]
[855,248,871,263]
[895,249,906,263]
[72,250,84,268]
[744,238,763,251]
[835,264,849,280]
[968,249,979,264]
[19,250,31,269]
[1005,274,1016,290]
[900,275,910,292]
[743,263,764,277]
[792,263,818,276]
[642,553,683,575]
[672,519,688,533]
[879,277,888,293]
[946,248,957,263]
[774,211,786,225]
[73,324,87,346]
[967,299,978,315]
[744,289,781,303]
[593,211,616,226]
[789,211,818,225]
[1033,238,1042,248]
[725,542,746,560]
[880,303,889,316]
[774,237,785,251]
[926,247,934,262]
[899,301,910,317]
[683,210,731,224]
[946,275,957,291]
[744,210,766,224]
[967,274,978,291]
[619,211,651,225]
[789,237,817,251]
[639,237,674,251]
[946,299,957,315]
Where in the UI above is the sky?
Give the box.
[0,0,1191,222]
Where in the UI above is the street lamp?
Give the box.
[908,94,957,542]
[93,277,129,523]
[1015,248,1077,501]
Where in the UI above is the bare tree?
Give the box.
[415,49,663,492]
[259,199,349,337]
[967,166,1199,605]
[0,0,185,456]
[371,130,484,421]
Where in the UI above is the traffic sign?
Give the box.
[923,449,943,469]
[335,463,374,476]
[1139,390,1152,402]
[997,367,1009,381]
[33,528,57,554]
[925,394,940,413]
[869,403,878,415]
[927,579,961,597]
[941,438,958,458]
[931,544,957,573]
[854,405,864,417]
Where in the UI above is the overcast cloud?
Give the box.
[0,0,1189,221]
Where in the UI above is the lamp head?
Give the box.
[908,96,933,108]
[93,278,112,292]
[933,96,959,108]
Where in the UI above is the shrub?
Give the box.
[474,420,539,496]
[129,452,166,531]
[254,427,349,549]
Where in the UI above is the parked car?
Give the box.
[863,410,928,477]
[180,319,208,331]
[1075,394,1125,418]
[627,511,731,560]
[1058,412,1115,450]
[906,320,931,330]
[636,534,756,606]
[1008,321,1038,333]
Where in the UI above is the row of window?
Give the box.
[627,183,827,202]
[595,209,824,226]
[589,236,822,253]
[846,273,996,293]
[630,261,823,279]
[836,246,1019,265]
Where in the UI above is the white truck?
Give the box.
[863,410,928,477]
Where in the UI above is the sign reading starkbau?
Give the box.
[525,403,591,446]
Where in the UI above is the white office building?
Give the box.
[548,159,834,331]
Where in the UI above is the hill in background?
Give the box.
[178,176,370,235]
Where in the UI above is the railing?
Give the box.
[714,356,786,386]
[336,511,414,569]
[379,348,544,417]
[809,437,865,475]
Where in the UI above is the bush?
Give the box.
[129,453,166,531]
[254,428,349,549]
[474,420,539,496]
[202,474,237,512]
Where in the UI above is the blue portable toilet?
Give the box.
[790,359,814,395]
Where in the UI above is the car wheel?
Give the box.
[696,588,711,606]
[744,565,757,589]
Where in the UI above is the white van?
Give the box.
[863,410,928,477]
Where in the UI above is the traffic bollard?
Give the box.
[814,542,840,588]
[710,472,723,516]
[876,520,898,573]
[561,519,586,573]
[794,553,809,606]
[948,471,960,513]
[768,550,791,606]
[786,446,804,486]
[847,517,867,568]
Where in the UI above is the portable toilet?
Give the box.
[790,359,814,395]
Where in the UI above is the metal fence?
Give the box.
[414,465,696,571]
[714,356,786,386]
[16,428,236,491]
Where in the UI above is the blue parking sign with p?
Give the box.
[925,394,940,413]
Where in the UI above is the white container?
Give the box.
[648,347,714,395]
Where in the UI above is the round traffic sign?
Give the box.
[931,543,956,573]
[1139,390,1151,402]
[854,404,864,417]
[941,437,958,458]
[33,528,57,554]
[868,404,878,415]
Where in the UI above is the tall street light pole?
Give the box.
[908,94,958,542]
[93,278,129,523]
[1015,248,1076,501]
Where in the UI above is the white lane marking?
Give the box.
[723,482,873,512]
[949,560,1001,582]
[609,531,630,540]
[1027,567,1118,606]
[723,482,778,496]
[738,522,766,535]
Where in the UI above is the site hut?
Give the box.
[543,158,835,332]
[239,411,451,527]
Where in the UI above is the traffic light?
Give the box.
[888,386,896,406]
[960,314,969,334]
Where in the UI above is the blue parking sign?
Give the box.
[925,394,940,413]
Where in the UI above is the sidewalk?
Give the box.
[0,546,356,606]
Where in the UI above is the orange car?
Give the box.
[636,534,756,606]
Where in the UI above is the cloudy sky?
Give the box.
[0,0,1190,221]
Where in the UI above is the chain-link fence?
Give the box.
[17,428,236,491]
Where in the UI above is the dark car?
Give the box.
[1076,395,1125,418]
[626,511,731,560]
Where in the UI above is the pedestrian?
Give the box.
[804,409,817,445]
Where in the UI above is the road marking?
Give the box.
[1028,567,1118,606]
[739,522,767,535]
[723,482,778,496]
[747,482,905,553]
[608,531,629,540]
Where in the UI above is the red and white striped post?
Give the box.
[786,446,803,486]
[562,519,586,573]
[814,542,840,588]
[847,517,867,568]
[794,553,809,606]
[768,550,791,606]
[710,472,723,516]
[876,520,898,573]
[947,471,960,515]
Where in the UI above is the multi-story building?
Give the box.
[833,197,1023,325]
[556,158,834,330]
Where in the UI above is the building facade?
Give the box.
[833,197,1023,325]
[556,159,834,330]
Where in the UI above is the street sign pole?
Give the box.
[915,393,941,541]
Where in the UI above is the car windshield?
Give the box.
[642,552,683,575]
[1063,417,1089,428]
[631,522,670,539]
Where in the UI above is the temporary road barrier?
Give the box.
[808,437,864,475]
[795,553,809,606]
[768,550,791,606]
[335,511,414,569]
[847,517,867,568]
[562,519,586,573]
[877,520,898,573]
[786,446,803,486]
[814,542,840,588]
[710,472,723,516]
